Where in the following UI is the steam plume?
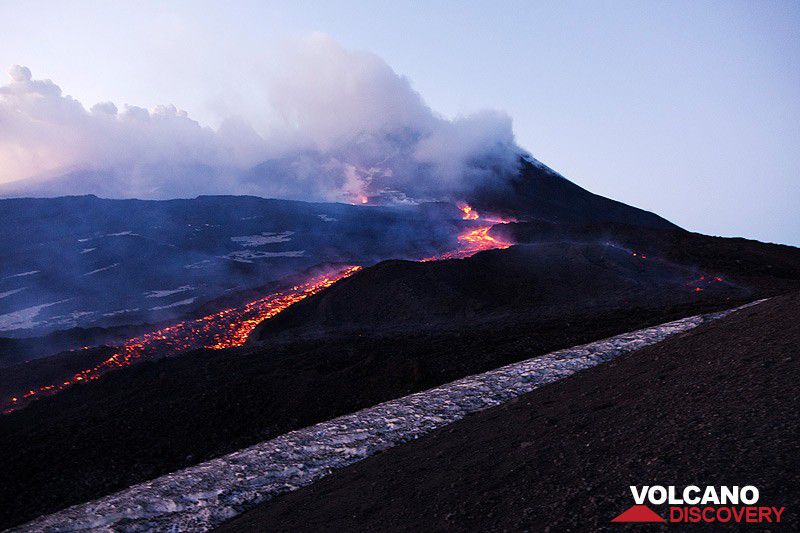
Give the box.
[0,34,523,203]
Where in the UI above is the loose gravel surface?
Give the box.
[219,293,798,532]
[13,303,760,532]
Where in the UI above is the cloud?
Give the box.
[0,34,523,202]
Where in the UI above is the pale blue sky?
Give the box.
[2,1,798,244]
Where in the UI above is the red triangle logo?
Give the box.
[611,504,665,523]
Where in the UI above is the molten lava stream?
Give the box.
[4,203,513,413]
[422,203,514,262]
[3,266,362,413]
[422,226,513,261]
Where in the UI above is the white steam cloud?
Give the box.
[0,34,522,202]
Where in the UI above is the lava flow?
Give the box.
[458,202,480,220]
[422,203,514,261]
[3,266,361,413]
[4,203,514,413]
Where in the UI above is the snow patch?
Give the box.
[150,298,196,311]
[4,270,39,279]
[184,259,212,269]
[223,250,305,263]
[0,299,71,331]
[318,214,337,222]
[0,287,26,299]
[144,286,195,299]
[103,308,141,317]
[80,247,97,254]
[42,311,96,329]
[83,263,120,276]
[231,231,294,247]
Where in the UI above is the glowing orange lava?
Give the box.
[3,202,516,413]
[422,203,514,262]
[2,266,361,412]
[458,203,479,220]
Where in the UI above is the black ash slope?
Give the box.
[219,292,800,533]
[508,219,800,297]
[0,242,751,530]
[254,242,747,338]
[471,157,678,230]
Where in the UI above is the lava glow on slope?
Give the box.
[422,204,514,261]
[3,203,514,413]
[421,226,513,261]
[3,266,361,412]
[458,203,480,220]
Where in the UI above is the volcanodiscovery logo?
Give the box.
[611,485,785,525]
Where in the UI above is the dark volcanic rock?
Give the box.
[507,219,800,296]
[470,157,679,230]
[219,292,800,533]
[253,242,749,339]
[0,277,749,530]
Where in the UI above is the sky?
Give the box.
[1,0,798,245]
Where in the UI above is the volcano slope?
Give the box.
[252,242,748,338]
[219,291,800,533]
[0,242,762,529]
[471,157,678,231]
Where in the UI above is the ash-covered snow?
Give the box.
[15,301,763,532]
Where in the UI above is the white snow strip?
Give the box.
[150,298,196,311]
[105,230,138,237]
[103,308,141,317]
[80,247,97,254]
[223,250,305,263]
[0,299,71,331]
[15,300,765,532]
[0,287,26,299]
[83,263,120,276]
[3,270,39,279]
[145,286,195,299]
[41,311,96,328]
[231,231,294,247]
[317,214,337,222]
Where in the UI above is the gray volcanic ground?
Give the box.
[0,195,464,338]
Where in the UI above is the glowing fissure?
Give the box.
[4,203,514,412]
[3,266,362,412]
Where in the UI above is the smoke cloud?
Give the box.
[0,34,523,203]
